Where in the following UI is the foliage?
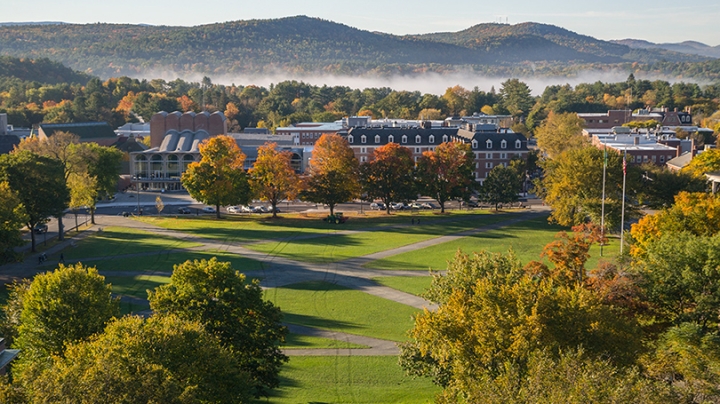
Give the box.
[498,78,535,117]
[684,148,720,178]
[0,150,69,252]
[301,134,359,216]
[181,135,251,218]
[636,164,707,208]
[148,258,288,398]
[416,141,476,213]
[478,164,521,210]
[359,143,416,214]
[249,142,299,218]
[623,119,661,129]
[28,315,253,404]
[535,111,587,159]
[0,181,26,263]
[539,146,639,229]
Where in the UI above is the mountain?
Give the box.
[0,55,90,84]
[0,16,713,79]
[612,38,720,59]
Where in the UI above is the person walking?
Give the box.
[59,253,65,264]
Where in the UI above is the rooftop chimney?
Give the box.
[634,136,640,146]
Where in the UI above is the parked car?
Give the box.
[177,207,191,214]
[241,205,253,213]
[370,202,386,210]
[33,223,49,234]
[251,206,268,213]
[226,206,240,214]
[202,206,216,213]
[464,200,479,208]
[391,202,408,210]
[409,202,423,209]
[421,202,438,209]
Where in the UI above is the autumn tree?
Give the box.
[635,164,706,208]
[0,182,26,264]
[181,135,251,219]
[300,134,359,215]
[477,164,522,210]
[85,143,123,224]
[0,150,68,252]
[249,142,299,218]
[415,141,475,213]
[148,258,287,398]
[684,148,720,178]
[28,315,253,404]
[359,143,416,214]
[535,111,588,159]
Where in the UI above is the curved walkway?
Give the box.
[0,207,549,356]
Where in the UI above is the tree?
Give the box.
[67,171,97,231]
[498,78,534,117]
[300,134,359,216]
[539,146,638,229]
[636,164,706,208]
[85,143,123,224]
[400,250,643,401]
[0,150,69,252]
[535,111,588,159]
[0,181,27,264]
[29,315,253,404]
[478,164,521,210]
[249,142,300,218]
[684,148,720,178]
[9,263,119,382]
[181,135,251,219]
[148,258,288,398]
[360,143,416,214]
[415,141,475,213]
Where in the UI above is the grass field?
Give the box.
[267,356,440,404]
[105,275,171,300]
[265,281,419,342]
[64,226,202,260]
[74,250,265,274]
[283,334,369,349]
[373,276,433,297]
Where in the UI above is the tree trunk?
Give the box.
[440,201,445,213]
[90,207,96,225]
[271,202,278,218]
[74,210,79,231]
[329,204,335,216]
[29,224,36,253]
[216,204,221,219]
[57,215,64,241]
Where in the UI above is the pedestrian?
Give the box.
[417,219,420,225]
[38,255,42,264]
[411,218,415,225]
[59,253,65,264]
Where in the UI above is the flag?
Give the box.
[623,152,627,176]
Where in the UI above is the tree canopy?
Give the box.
[249,142,299,218]
[359,143,416,214]
[416,141,475,213]
[535,111,588,159]
[301,134,359,216]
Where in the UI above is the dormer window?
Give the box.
[388,135,394,143]
[361,135,366,144]
[402,135,407,144]
[429,135,435,143]
[348,135,354,143]
[501,140,507,149]
[471,140,478,149]
[375,135,380,143]
[486,140,492,149]
[416,135,421,144]
[442,135,448,143]
[515,139,521,149]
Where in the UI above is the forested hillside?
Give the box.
[0,17,715,79]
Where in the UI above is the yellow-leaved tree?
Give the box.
[249,142,300,218]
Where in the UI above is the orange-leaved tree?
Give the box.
[359,143,416,214]
[416,141,475,213]
[249,142,299,218]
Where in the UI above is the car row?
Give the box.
[370,202,438,210]
[226,205,280,214]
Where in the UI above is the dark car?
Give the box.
[33,223,49,234]
[177,207,192,214]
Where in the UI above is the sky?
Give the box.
[4,0,720,46]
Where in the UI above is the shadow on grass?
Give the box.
[282,312,362,333]
[281,281,349,291]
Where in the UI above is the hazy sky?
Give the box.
[4,0,720,45]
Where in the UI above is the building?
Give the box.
[587,128,688,166]
[38,122,118,146]
[275,122,343,145]
[578,108,693,130]
[345,121,528,183]
[0,338,19,376]
[445,112,513,128]
[115,122,150,139]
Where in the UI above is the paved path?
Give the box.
[0,207,550,356]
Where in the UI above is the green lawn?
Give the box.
[65,226,202,260]
[374,276,433,297]
[266,356,440,404]
[265,281,419,342]
[283,334,369,349]
[248,212,519,263]
[105,275,171,300]
[81,250,265,273]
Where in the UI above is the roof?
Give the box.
[667,152,693,169]
[112,136,149,153]
[40,122,116,140]
[0,135,20,154]
[347,126,459,146]
[276,122,344,132]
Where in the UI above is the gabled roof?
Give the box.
[40,122,116,140]
[667,151,693,170]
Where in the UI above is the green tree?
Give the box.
[498,78,535,117]
[249,142,300,218]
[300,134,359,216]
[478,164,521,210]
[636,164,706,208]
[535,111,588,159]
[416,141,475,213]
[148,258,288,398]
[67,171,97,231]
[10,263,119,382]
[0,181,27,263]
[29,315,253,404]
[0,150,69,252]
[85,143,123,224]
[181,135,251,219]
[360,143,416,214]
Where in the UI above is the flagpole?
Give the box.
[600,145,607,256]
[620,150,627,254]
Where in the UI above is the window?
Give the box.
[486,140,492,149]
[360,156,367,162]
[361,135,366,144]
[429,135,435,143]
[500,153,506,159]
[416,135,421,143]
[515,139,521,149]
[471,140,478,149]
[415,147,421,153]
[388,135,394,143]
[660,155,665,163]
[401,135,407,144]
[442,135,448,143]
[643,155,649,162]
[485,162,493,169]
[501,140,507,149]
[375,135,380,143]
[475,162,479,169]
[486,153,492,159]
[347,135,353,143]
[361,147,367,153]
[414,156,419,162]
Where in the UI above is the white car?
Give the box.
[226,206,240,214]
[202,206,216,213]
[241,205,253,213]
